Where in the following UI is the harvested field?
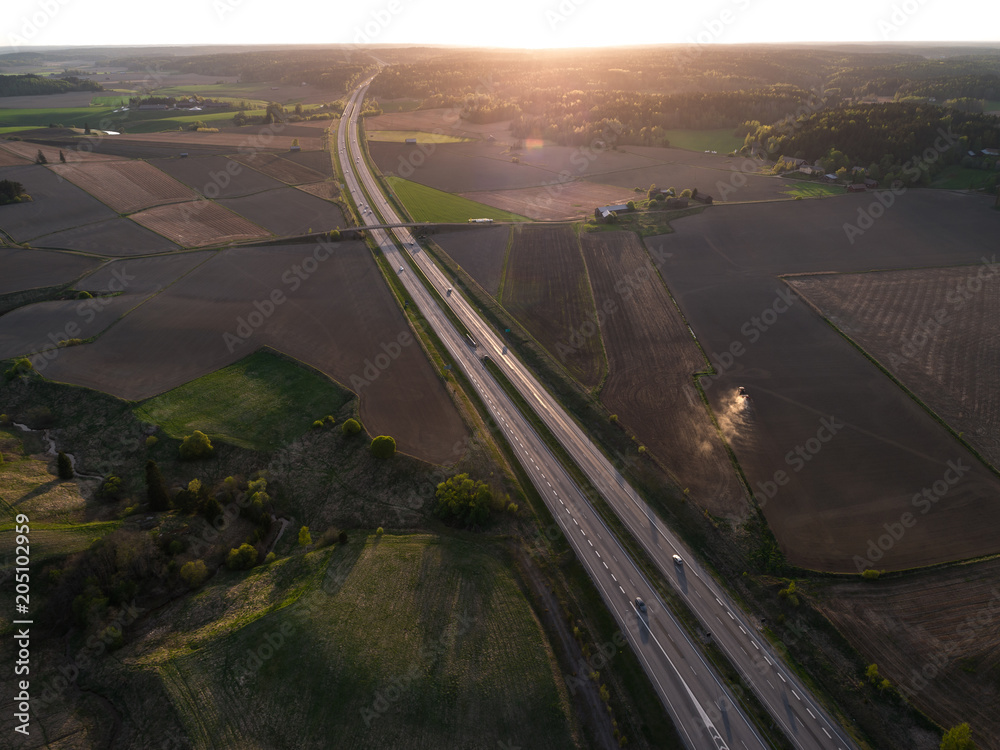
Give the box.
[151,155,284,198]
[502,225,604,388]
[282,148,334,177]
[55,139,236,160]
[0,295,143,360]
[433,225,510,296]
[0,164,116,242]
[585,161,791,203]
[579,231,746,516]
[0,149,29,167]
[789,267,1000,469]
[296,181,340,202]
[367,130,470,143]
[0,248,99,294]
[654,191,1000,571]
[49,160,197,213]
[218,187,346,236]
[111,129,321,151]
[129,201,271,247]
[809,564,1000,749]
[31,216,181,256]
[76,251,214,295]
[231,152,324,184]
[461,181,638,221]
[370,141,556,192]
[366,107,513,139]
[0,139,124,164]
[39,243,467,464]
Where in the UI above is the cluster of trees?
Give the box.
[433,473,494,528]
[0,73,102,98]
[748,102,1000,188]
[0,178,28,205]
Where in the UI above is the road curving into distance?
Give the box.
[337,77,856,750]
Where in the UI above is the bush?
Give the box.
[298,526,312,546]
[324,415,336,425]
[861,568,881,580]
[328,230,341,241]
[100,624,124,651]
[98,475,123,501]
[341,418,361,436]
[76,290,93,299]
[312,420,325,429]
[434,473,492,528]
[179,430,214,460]
[226,543,258,570]
[145,435,158,448]
[777,580,799,606]
[680,188,693,198]
[506,502,519,514]
[57,451,73,480]
[264,551,276,564]
[4,357,34,381]
[180,559,210,588]
[370,435,396,459]
[317,526,340,547]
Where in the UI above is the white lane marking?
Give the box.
[695,590,702,598]
[764,656,772,665]
[588,539,593,546]
[690,665,697,675]
[559,499,565,505]
[740,646,747,655]
[766,679,774,690]
[595,551,600,558]
[792,690,801,701]
[716,597,723,605]
[727,611,735,620]
[573,518,578,525]
[752,641,759,650]
[822,727,831,739]
[738,625,746,634]
[806,708,816,719]
[611,574,617,582]
[619,586,625,595]
[603,562,608,569]
[778,673,786,683]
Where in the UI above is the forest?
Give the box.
[0,73,103,98]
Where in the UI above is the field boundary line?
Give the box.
[573,226,610,395]
[787,280,1000,482]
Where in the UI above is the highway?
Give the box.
[337,79,856,750]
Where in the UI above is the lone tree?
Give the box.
[941,724,978,750]
[298,525,312,546]
[35,149,47,165]
[180,560,209,588]
[56,451,73,480]
[179,430,214,460]
[370,435,396,459]
[226,542,258,571]
[341,418,361,436]
[0,179,28,205]
[434,473,492,528]
[146,460,170,511]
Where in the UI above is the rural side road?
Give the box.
[340,76,856,750]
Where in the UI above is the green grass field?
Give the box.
[931,165,998,189]
[0,104,118,130]
[367,130,470,144]
[663,128,743,153]
[779,181,845,198]
[134,349,353,452]
[145,533,576,748]
[378,99,421,113]
[386,177,530,223]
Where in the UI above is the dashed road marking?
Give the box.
[738,625,746,634]
[792,690,801,701]
[619,586,625,595]
[588,539,593,546]
[727,611,735,620]
[778,673,786,683]
[806,708,816,719]
[603,562,608,569]
[822,727,831,739]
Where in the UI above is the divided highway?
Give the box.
[337,79,856,750]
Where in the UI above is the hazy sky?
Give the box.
[3,0,998,50]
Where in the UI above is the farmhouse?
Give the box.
[798,165,822,175]
[822,173,839,183]
[665,197,689,208]
[780,156,805,167]
[864,178,879,188]
[595,203,630,221]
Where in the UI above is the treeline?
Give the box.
[109,51,371,93]
[0,74,102,98]
[750,102,1000,186]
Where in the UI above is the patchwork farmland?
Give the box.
[49,160,197,213]
[433,225,510,296]
[129,201,271,247]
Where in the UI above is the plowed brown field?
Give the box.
[232,152,324,184]
[502,225,605,388]
[296,181,340,202]
[39,243,468,464]
[433,225,510,296]
[582,231,746,516]
[788,266,1000,470]
[50,160,197,213]
[460,181,637,221]
[811,564,1000,749]
[129,201,271,247]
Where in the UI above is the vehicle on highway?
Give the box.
[672,554,683,566]
[446,287,453,296]
[465,334,477,348]
[635,597,646,612]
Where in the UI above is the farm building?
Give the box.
[798,165,822,175]
[692,193,714,204]
[847,184,867,192]
[822,173,839,183]
[864,178,879,188]
[665,197,689,208]
[780,156,806,167]
[595,203,630,221]
[405,137,417,144]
